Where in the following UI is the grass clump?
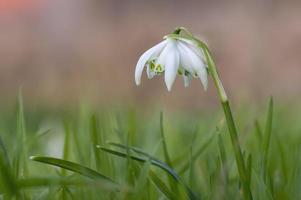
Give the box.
[0,95,300,200]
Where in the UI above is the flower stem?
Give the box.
[221,100,252,200]
[201,40,252,199]
[173,27,253,199]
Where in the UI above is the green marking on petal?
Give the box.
[155,64,164,73]
[178,68,183,75]
[184,70,191,76]
[149,61,156,71]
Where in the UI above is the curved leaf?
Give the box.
[18,177,120,191]
[97,146,180,181]
[30,156,117,185]
[97,145,197,200]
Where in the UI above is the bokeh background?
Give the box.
[1,0,301,109]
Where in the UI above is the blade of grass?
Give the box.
[159,112,173,167]
[132,158,152,199]
[149,170,176,200]
[30,156,117,184]
[106,142,195,195]
[98,145,197,200]
[108,142,162,160]
[61,122,71,177]
[126,130,136,185]
[188,146,194,190]
[90,114,102,171]
[18,177,120,191]
[131,140,162,199]
[72,128,85,165]
[254,120,262,142]
[16,91,29,178]
[263,97,274,180]
[288,145,301,199]
[188,125,200,189]
[178,133,216,175]
[217,134,229,185]
[0,149,18,195]
[274,133,288,182]
[252,169,273,200]
[128,109,136,146]
[246,154,252,189]
[0,136,17,195]
[0,137,10,168]
[159,112,178,193]
[97,146,179,181]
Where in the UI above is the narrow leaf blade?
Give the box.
[30,156,117,184]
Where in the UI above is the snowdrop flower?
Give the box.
[135,37,208,91]
[134,28,251,199]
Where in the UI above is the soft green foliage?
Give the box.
[0,96,301,200]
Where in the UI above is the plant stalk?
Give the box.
[221,100,252,200]
[200,38,252,200]
[173,27,253,199]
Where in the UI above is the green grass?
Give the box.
[0,95,301,200]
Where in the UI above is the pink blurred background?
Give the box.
[0,0,300,108]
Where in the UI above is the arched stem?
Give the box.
[170,27,253,200]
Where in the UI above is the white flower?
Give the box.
[135,37,208,91]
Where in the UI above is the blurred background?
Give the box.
[0,0,301,109]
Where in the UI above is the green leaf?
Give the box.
[263,97,274,180]
[132,158,152,199]
[61,122,71,176]
[178,133,216,175]
[15,91,29,178]
[149,170,176,200]
[254,120,263,141]
[159,112,178,193]
[0,146,18,195]
[159,112,173,168]
[30,156,117,185]
[18,177,120,191]
[90,114,102,171]
[188,147,194,189]
[275,133,288,181]
[218,134,229,184]
[98,146,180,181]
[246,154,252,189]
[98,145,180,181]
[0,137,10,169]
[252,169,274,200]
[98,145,197,200]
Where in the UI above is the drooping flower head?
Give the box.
[135,29,208,91]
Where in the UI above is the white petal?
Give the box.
[177,42,208,90]
[178,43,194,73]
[183,74,192,87]
[178,39,206,64]
[178,38,197,49]
[198,63,208,90]
[164,41,179,91]
[155,39,172,68]
[135,40,167,85]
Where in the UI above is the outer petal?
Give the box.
[178,42,208,90]
[164,40,180,91]
[197,62,208,90]
[178,43,194,73]
[178,38,206,65]
[135,40,167,85]
[155,39,172,68]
